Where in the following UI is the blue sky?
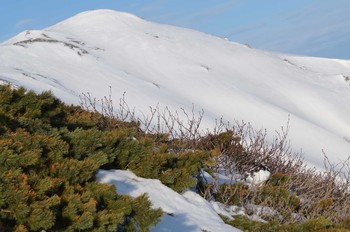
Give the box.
[1,0,350,59]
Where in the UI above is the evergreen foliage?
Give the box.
[7,84,349,231]
[126,150,210,192]
[0,86,164,231]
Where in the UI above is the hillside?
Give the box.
[0,9,350,168]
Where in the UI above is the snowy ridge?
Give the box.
[0,9,349,168]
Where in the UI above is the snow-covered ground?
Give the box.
[97,169,240,232]
[2,9,350,231]
[0,9,349,169]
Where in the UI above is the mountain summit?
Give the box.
[1,9,350,167]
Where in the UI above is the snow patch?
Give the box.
[97,169,240,232]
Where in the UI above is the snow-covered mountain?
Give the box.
[1,9,349,169]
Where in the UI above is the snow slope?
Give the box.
[97,170,240,232]
[0,9,349,168]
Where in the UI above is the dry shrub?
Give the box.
[80,90,350,225]
[202,117,350,224]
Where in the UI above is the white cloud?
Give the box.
[226,1,350,59]
[15,18,36,28]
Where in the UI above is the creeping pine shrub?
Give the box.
[108,137,211,192]
[0,85,213,231]
[0,86,162,231]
